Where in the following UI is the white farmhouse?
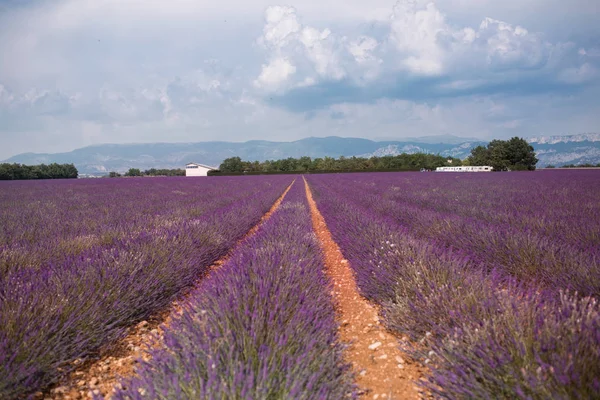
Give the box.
[185,162,217,177]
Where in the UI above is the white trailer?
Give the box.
[435,166,493,172]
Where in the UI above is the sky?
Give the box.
[0,0,599,159]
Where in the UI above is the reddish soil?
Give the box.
[304,178,426,400]
[42,180,295,400]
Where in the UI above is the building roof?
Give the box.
[186,162,218,170]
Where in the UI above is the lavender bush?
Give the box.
[307,171,600,399]
[426,290,600,399]
[0,176,292,398]
[115,181,355,400]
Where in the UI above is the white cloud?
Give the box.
[477,17,549,70]
[259,6,301,49]
[255,0,577,85]
[347,36,380,64]
[0,85,15,106]
[254,58,297,90]
[299,27,345,79]
[256,6,348,84]
[296,77,317,87]
[385,1,556,76]
[389,1,448,75]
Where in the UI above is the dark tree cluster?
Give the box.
[0,163,78,180]
[109,168,186,177]
[558,163,600,168]
[218,154,462,174]
[467,137,538,171]
[143,168,186,176]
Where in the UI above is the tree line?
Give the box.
[546,163,600,168]
[218,153,463,174]
[108,168,186,177]
[0,163,78,180]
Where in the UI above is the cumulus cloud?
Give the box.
[257,0,599,112]
[477,18,550,70]
[256,6,350,87]
[255,0,572,88]
[254,58,297,90]
[347,37,380,64]
[389,1,449,75]
[384,2,556,77]
[300,27,345,80]
[259,6,301,49]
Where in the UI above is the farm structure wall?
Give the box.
[185,163,216,177]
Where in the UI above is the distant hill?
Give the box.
[3,134,599,174]
[527,133,600,167]
[372,134,481,144]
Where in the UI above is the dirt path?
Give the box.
[303,178,425,400]
[44,180,295,400]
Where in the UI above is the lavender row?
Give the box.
[115,180,355,400]
[322,171,600,252]
[309,172,599,296]
[1,177,276,274]
[307,174,600,399]
[0,176,292,399]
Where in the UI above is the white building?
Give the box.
[185,162,217,177]
[436,166,493,172]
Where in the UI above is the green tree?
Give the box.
[0,164,11,180]
[488,140,510,171]
[468,145,491,166]
[505,137,538,170]
[63,164,78,178]
[219,157,244,173]
[298,156,312,172]
[0,163,78,180]
[124,168,142,177]
[467,137,537,171]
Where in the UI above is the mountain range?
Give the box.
[3,134,599,175]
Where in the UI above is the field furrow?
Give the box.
[111,180,355,399]
[304,178,425,399]
[306,172,600,399]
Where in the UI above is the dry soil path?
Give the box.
[43,180,295,400]
[304,177,426,400]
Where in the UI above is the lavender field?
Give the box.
[307,170,600,398]
[1,170,599,399]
